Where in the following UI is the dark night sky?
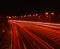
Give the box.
[0,0,60,15]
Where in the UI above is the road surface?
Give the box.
[2,20,60,49]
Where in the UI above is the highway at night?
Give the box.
[7,20,60,49]
[0,1,60,49]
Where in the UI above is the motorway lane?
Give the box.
[16,20,60,30]
[17,22,60,49]
[9,21,24,49]
[8,20,60,49]
[9,20,54,49]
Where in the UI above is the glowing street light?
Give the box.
[16,16,18,18]
[21,16,23,17]
[51,12,54,15]
[45,12,51,22]
[45,12,49,15]
[24,15,26,17]
[6,16,9,18]
[12,16,15,19]
[15,16,16,18]
[33,15,35,16]
[45,12,49,18]
[28,15,31,16]
[8,16,11,19]
[35,14,38,16]
[28,15,31,17]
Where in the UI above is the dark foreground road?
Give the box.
[1,20,60,49]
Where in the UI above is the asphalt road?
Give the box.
[2,20,60,49]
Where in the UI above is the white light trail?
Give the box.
[16,20,60,29]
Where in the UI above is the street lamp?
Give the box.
[28,15,31,17]
[35,14,38,16]
[33,14,35,16]
[24,15,26,17]
[29,15,31,16]
[45,12,51,22]
[45,12,49,18]
[15,16,16,18]
[8,16,11,19]
[6,16,9,19]
[21,16,23,17]
[51,12,54,15]
[45,12,49,15]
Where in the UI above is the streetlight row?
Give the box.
[45,12,54,15]
[6,12,54,19]
[21,12,54,17]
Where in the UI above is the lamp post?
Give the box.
[45,12,50,22]
[45,12,51,22]
[51,12,54,15]
[51,12,54,22]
